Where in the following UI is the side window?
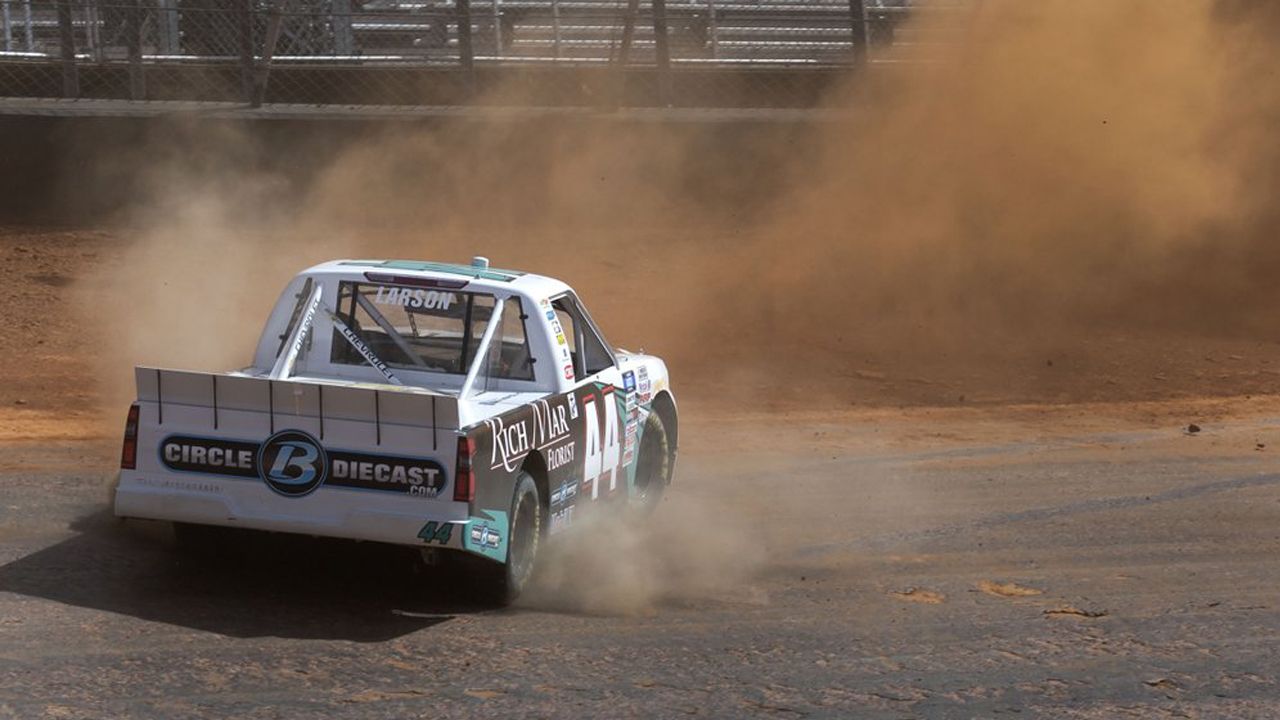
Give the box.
[552,295,614,380]
[465,295,497,370]
[580,319,614,375]
[485,298,535,382]
[554,306,577,356]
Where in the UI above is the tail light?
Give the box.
[454,436,475,503]
[120,403,140,470]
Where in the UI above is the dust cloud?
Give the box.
[84,0,1280,410]
[75,0,1280,611]
[747,0,1278,338]
[521,496,763,615]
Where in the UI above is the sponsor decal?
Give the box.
[258,429,329,497]
[486,397,574,477]
[326,308,402,385]
[158,433,445,498]
[161,436,257,478]
[278,286,324,372]
[549,314,567,347]
[622,421,638,466]
[546,441,576,471]
[549,505,575,534]
[564,364,575,380]
[531,397,572,446]
[486,416,532,472]
[463,510,509,561]
[417,520,453,545]
[134,476,222,494]
[372,286,456,311]
[470,521,501,550]
[620,382,640,467]
[545,310,555,321]
[328,451,445,497]
[550,478,579,506]
[637,366,652,404]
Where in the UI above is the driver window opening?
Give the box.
[552,295,614,380]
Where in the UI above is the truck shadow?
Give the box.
[0,509,488,641]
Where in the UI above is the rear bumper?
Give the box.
[115,471,472,551]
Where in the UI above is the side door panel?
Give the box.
[466,372,649,553]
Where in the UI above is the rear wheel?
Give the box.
[474,471,542,605]
[632,412,672,512]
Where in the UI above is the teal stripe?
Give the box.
[339,260,525,282]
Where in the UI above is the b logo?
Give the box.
[258,430,327,497]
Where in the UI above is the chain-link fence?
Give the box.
[0,0,969,108]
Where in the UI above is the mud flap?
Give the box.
[462,509,509,563]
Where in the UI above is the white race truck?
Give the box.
[114,258,678,601]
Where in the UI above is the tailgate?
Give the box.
[116,366,466,547]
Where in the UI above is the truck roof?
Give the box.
[303,258,573,300]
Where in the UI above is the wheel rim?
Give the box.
[634,425,668,505]
[509,491,539,585]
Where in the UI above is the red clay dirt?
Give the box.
[4,224,1280,445]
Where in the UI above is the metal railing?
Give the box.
[0,0,968,108]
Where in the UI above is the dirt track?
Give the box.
[2,227,1280,717]
[2,401,1280,718]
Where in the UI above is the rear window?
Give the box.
[330,282,533,380]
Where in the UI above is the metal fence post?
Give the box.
[706,0,718,59]
[252,0,286,106]
[126,0,145,99]
[22,0,32,50]
[609,0,640,108]
[331,0,354,56]
[616,0,638,65]
[848,0,866,64]
[56,0,79,97]
[85,0,102,62]
[456,0,475,94]
[157,0,179,54]
[652,0,671,106]
[3,0,13,53]
[491,0,500,56]
[550,0,560,59]
[236,0,257,104]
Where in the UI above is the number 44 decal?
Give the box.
[418,521,452,545]
[582,389,621,499]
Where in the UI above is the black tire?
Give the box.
[632,412,673,512]
[474,471,542,605]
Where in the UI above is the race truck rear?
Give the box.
[114,258,679,602]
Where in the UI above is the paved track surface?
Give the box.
[2,403,1278,718]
